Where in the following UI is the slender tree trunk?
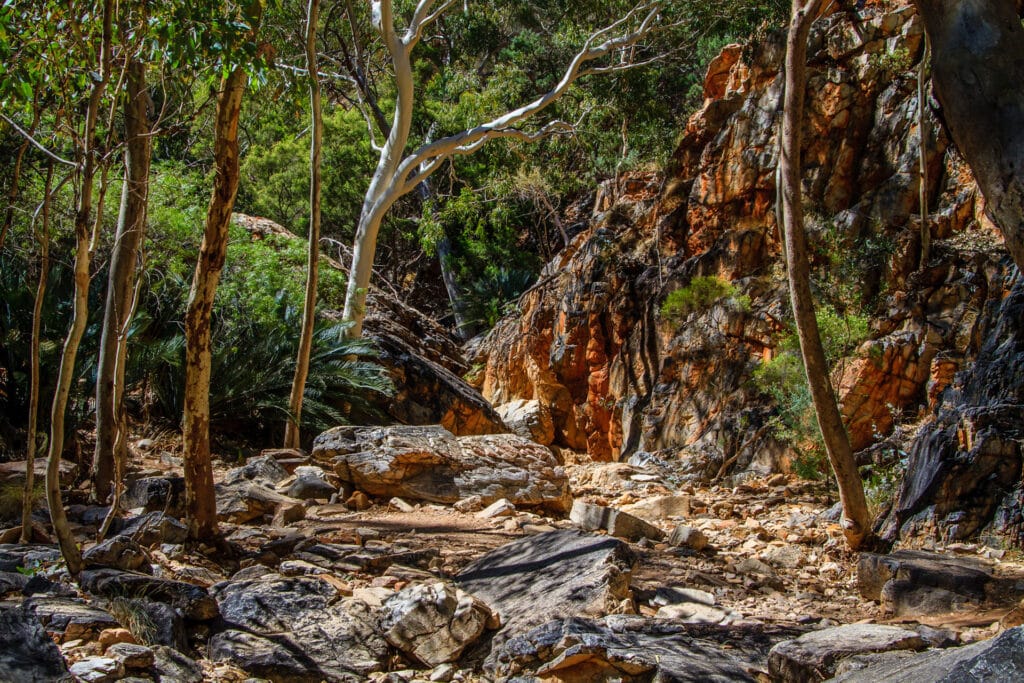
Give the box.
[1,107,38,250]
[182,64,254,540]
[436,235,474,338]
[284,0,323,449]
[913,0,1024,272]
[779,0,874,550]
[917,35,930,269]
[46,0,113,575]
[22,164,54,544]
[94,57,152,500]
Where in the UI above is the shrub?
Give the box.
[660,276,748,323]
[752,305,871,479]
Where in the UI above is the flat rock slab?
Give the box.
[211,572,388,682]
[493,616,764,681]
[456,530,635,661]
[768,623,927,682]
[0,458,77,487]
[0,604,71,682]
[79,568,218,621]
[0,544,62,573]
[570,499,665,542]
[24,596,119,641]
[312,425,571,513]
[831,625,1024,682]
[857,550,1019,617]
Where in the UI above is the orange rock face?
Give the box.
[473,2,1011,478]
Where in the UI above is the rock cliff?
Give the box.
[473,2,1020,544]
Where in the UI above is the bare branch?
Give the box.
[0,114,79,168]
[405,0,458,48]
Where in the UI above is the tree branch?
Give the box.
[0,114,79,168]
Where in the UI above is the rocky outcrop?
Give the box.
[312,425,571,512]
[234,213,505,437]
[455,529,636,666]
[0,604,71,682]
[768,623,927,682]
[472,2,1018,544]
[880,282,1024,545]
[831,625,1024,682]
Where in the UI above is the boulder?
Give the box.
[285,466,337,500]
[0,458,77,487]
[0,570,30,594]
[569,500,665,542]
[68,657,123,683]
[312,425,571,513]
[223,454,290,486]
[211,572,388,681]
[831,625,1024,682]
[495,399,555,445]
[25,596,120,641]
[112,511,188,546]
[79,569,218,621]
[152,645,203,683]
[667,525,708,551]
[767,624,927,682]
[456,530,635,661]
[105,642,154,670]
[0,544,62,573]
[82,537,150,573]
[492,615,762,681]
[216,481,306,524]
[857,550,1020,616]
[122,477,186,518]
[0,604,71,682]
[380,582,495,666]
[620,494,692,522]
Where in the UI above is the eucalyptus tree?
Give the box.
[182,0,268,540]
[94,5,155,503]
[339,0,666,337]
[283,0,324,449]
[778,0,873,550]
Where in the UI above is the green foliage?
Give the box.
[660,276,748,323]
[864,459,903,519]
[869,46,913,78]
[752,305,871,479]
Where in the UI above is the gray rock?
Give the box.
[152,645,203,683]
[113,512,189,546]
[492,615,760,681]
[830,625,1024,682]
[456,530,635,662]
[668,525,708,550]
[768,623,927,682]
[25,596,120,641]
[569,500,665,542]
[122,477,186,517]
[380,582,494,666]
[223,454,289,486]
[286,466,338,500]
[494,399,554,445]
[856,550,1021,617]
[312,425,571,513]
[0,604,71,682]
[216,481,306,524]
[68,657,123,683]
[79,569,218,621]
[105,642,155,670]
[0,544,62,573]
[82,537,150,572]
[212,572,388,681]
[0,570,30,594]
[0,458,77,488]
